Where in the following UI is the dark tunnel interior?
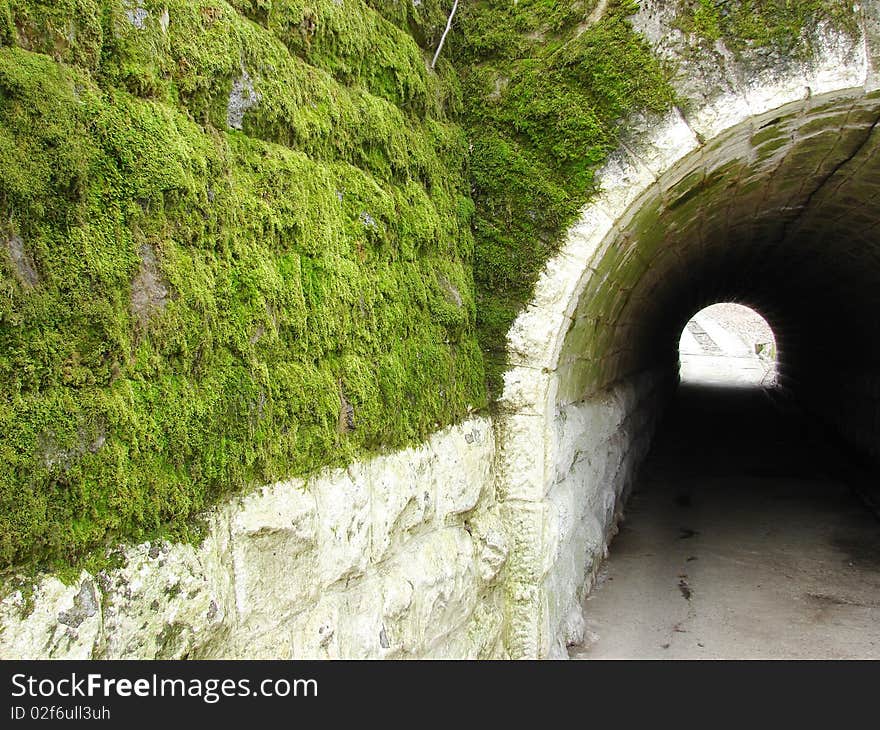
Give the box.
[559,90,880,474]
[561,90,880,658]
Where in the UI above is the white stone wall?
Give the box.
[0,418,506,659]
[541,370,670,658]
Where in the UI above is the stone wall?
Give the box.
[5,3,880,661]
[540,370,672,658]
[802,370,880,471]
[0,418,506,659]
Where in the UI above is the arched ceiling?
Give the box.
[556,89,880,401]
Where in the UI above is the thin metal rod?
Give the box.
[431,0,459,69]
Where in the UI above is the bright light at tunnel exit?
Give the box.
[678,303,777,387]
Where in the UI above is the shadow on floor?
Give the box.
[569,382,880,660]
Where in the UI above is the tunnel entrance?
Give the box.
[678,303,777,387]
[569,381,880,659]
[496,79,880,657]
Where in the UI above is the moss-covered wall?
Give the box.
[0,0,863,574]
[674,0,859,55]
[0,0,484,570]
[450,0,676,390]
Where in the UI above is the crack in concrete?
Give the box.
[778,106,880,245]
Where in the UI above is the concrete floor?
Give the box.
[570,382,880,659]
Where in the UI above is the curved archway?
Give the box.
[495,45,880,657]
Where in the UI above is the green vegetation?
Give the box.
[451,0,676,390]
[0,0,482,570]
[0,0,864,574]
[675,0,860,55]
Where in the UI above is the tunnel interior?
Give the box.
[556,88,880,470]
[552,88,880,657]
[571,377,880,658]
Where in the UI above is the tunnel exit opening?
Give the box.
[678,303,777,387]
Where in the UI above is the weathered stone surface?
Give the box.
[379,528,479,656]
[313,464,371,588]
[98,540,227,659]
[130,244,168,326]
[470,508,509,585]
[1,418,499,659]
[436,423,494,521]
[3,233,39,287]
[370,450,433,564]
[0,574,102,660]
[230,482,318,626]
[227,68,260,130]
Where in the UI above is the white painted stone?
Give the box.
[499,366,555,416]
[530,251,593,314]
[682,92,753,143]
[500,501,547,585]
[0,574,101,660]
[495,414,547,502]
[592,150,657,217]
[436,421,495,521]
[506,306,571,370]
[313,464,371,588]
[233,480,316,538]
[1,418,501,659]
[228,482,317,632]
[370,447,433,564]
[624,110,701,179]
[455,596,507,659]
[379,528,478,655]
[557,205,616,268]
[328,574,387,659]
[470,508,509,585]
[808,25,868,94]
[100,538,227,659]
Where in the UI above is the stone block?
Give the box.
[495,414,548,502]
[100,541,226,659]
[369,446,434,565]
[435,421,495,522]
[313,464,371,588]
[0,573,102,660]
[379,528,478,655]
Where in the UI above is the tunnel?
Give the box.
[497,82,880,657]
[559,88,880,458]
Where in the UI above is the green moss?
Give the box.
[453,0,676,390]
[3,0,103,68]
[0,1,485,571]
[2,0,859,576]
[675,0,860,56]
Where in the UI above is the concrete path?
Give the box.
[570,383,880,660]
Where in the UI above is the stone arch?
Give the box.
[495,28,880,658]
